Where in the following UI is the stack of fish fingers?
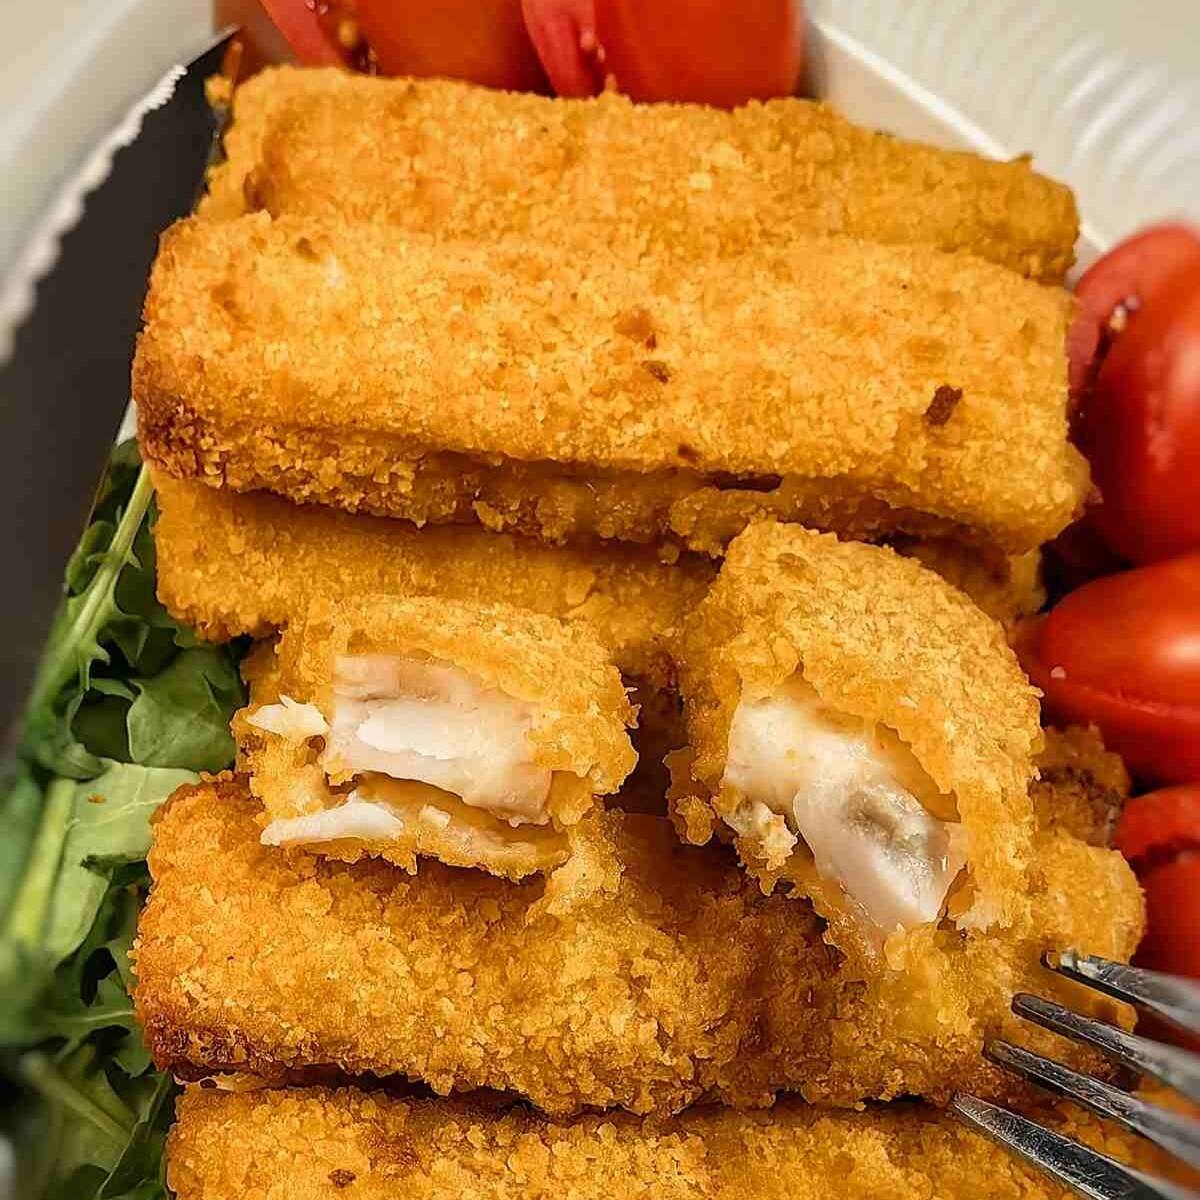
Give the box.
[129,67,1166,1198]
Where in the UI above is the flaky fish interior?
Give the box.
[720,674,966,937]
[674,521,1043,965]
[237,595,636,880]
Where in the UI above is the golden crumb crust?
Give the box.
[150,473,710,688]
[675,522,1043,939]
[1032,725,1130,848]
[890,538,1044,626]
[134,213,1086,555]
[202,68,1078,283]
[237,595,635,878]
[166,1084,1197,1200]
[132,778,1141,1117]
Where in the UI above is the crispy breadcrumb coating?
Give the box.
[151,480,1032,813]
[167,1084,1197,1200]
[202,68,1078,283]
[152,473,703,808]
[1032,725,1130,848]
[150,472,708,688]
[674,522,1042,952]
[135,214,1086,555]
[890,538,1044,626]
[237,595,635,879]
[132,777,1141,1117]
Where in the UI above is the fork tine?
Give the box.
[988,1040,1200,1170]
[1014,993,1200,1104]
[949,1094,1198,1200]
[1050,953,1200,1038]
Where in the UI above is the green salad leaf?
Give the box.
[1,441,247,1200]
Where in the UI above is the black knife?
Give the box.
[0,28,235,756]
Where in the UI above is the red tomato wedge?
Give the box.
[222,0,549,90]
[1116,785,1200,865]
[522,0,603,98]
[1131,854,1200,981]
[594,0,803,107]
[215,0,342,68]
[1077,262,1200,564]
[1015,554,1200,784]
[357,0,548,91]
[1070,224,1200,403]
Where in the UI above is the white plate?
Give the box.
[2,0,1198,286]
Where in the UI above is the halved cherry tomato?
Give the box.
[1135,854,1200,981]
[1076,262,1200,564]
[1115,785,1200,865]
[594,0,803,108]
[215,0,343,68]
[522,0,604,98]
[1069,224,1200,404]
[1014,554,1200,784]
[357,0,548,91]
[222,0,549,90]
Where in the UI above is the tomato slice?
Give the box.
[1069,223,1200,403]
[522,0,604,97]
[214,0,344,67]
[1014,554,1200,785]
[1133,854,1200,981]
[1077,263,1200,564]
[594,0,803,107]
[357,0,548,91]
[1115,785,1200,866]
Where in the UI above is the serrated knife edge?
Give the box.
[0,28,233,366]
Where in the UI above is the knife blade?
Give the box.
[0,28,236,757]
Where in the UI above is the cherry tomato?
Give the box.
[1115,785,1200,865]
[594,0,803,108]
[215,0,342,68]
[1135,854,1200,981]
[522,0,604,98]
[1115,789,1200,980]
[1014,554,1200,784]
[357,0,548,91]
[1076,262,1200,564]
[1069,224,1200,403]
[223,0,548,90]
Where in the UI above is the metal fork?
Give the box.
[950,951,1200,1200]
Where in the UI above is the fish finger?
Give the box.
[166,1084,1194,1200]
[237,595,635,879]
[132,772,1142,1116]
[672,521,1042,964]
[203,67,1078,283]
[135,216,1086,554]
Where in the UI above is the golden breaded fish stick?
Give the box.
[236,595,635,879]
[889,538,1044,626]
[135,215,1086,556]
[151,474,709,689]
[132,776,1142,1117]
[672,522,1042,964]
[167,1085,1194,1200]
[1032,725,1131,848]
[203,68,1078,283]
[153,478,1036,664]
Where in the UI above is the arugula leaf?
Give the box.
[23,466,155,779]
[1,441,246,1200]
[126,647,241,772]
[0,768,44,924]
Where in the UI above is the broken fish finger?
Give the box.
[672,521,1043,966]
[237,595,635,879]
